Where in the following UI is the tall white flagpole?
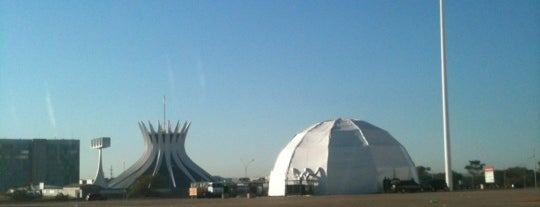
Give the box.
[440,0,453,191]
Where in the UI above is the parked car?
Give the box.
[86,193,106,201]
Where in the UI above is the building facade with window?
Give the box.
[0,139,79,192]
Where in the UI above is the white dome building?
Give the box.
[268,118,418,196]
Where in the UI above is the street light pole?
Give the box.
[440,0,453,191]
[242,159,254,178]
[534,162,540,188]
[534,166,537,188]
[534,158,538,188]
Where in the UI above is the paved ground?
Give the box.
[1,188,539,207]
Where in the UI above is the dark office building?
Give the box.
[0,139,79,192]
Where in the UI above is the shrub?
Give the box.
[127,175,161,198]
[9,189,35,201]
[55,193,69,201]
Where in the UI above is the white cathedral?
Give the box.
[108,120,214,192]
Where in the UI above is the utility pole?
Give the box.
[534,155,538,188]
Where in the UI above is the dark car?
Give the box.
[86,193,106,201]
[390,178,421,193]
[421,179,449,192]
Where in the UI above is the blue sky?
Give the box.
[1,0,539,179]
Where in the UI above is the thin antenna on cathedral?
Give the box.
[163,95,166,128]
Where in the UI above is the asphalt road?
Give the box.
[2,188,539,207]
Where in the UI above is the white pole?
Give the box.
[440,0,453,191]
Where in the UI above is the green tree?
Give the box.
[416,166,432,183]
[504,167,536,188]
[127,175,161,198]
[465,160,485,188]
[493,170,505,188]
[432,171,463,188]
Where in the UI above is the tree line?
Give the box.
[417,160,539,189]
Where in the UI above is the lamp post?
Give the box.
[242,159,255,178]
[527,152,537,188]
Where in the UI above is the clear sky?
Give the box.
[1,0,539,179]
